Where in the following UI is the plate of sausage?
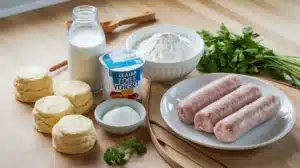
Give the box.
[160,73,296,150]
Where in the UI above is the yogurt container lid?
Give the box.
[100,49,145,71]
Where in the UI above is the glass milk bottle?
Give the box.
[68,5,106,92]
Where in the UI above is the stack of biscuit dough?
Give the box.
[14,66,53,103]
[52,115,97,154]
[54,80,93,114]
[33,95,74,134]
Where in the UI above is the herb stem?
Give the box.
[197,24,300,86]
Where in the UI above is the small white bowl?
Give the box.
[126,24,205,82]
[94,99,146,135]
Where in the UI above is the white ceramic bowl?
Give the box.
[160,73,296,150]
[94,99,146,135]
[126,24,205,82]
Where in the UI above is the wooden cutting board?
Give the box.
[145,70,300,168]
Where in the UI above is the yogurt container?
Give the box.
[100,49,145,102]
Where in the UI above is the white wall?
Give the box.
[0,0,69,18]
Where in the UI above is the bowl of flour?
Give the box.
[126,24,204,82]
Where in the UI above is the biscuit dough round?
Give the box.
[34,95,74,117]
[54,115,94,135]
[14,66,53,102]
[52,115,97,154]
[14,75,52,91]
[33,96,74,134]
[54,80,93,107]
[15,66,48,83]
[15,87,53,103]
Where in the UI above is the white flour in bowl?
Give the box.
[137,32,193,62]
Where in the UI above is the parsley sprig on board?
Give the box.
[197,23,300,86]
[104,137,147,165]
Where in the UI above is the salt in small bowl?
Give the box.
[94,99,146,135]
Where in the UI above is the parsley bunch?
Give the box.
[104,137,147,165]
[197,23,300,86]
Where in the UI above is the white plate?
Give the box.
[160,73,296,150]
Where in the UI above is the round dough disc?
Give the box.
[34,95,74,117]
[14,75,52,91]
[54,80,93,106]
[54,115,94,136]
[15,66,48,82]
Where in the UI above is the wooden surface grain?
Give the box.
[0,0,299,168]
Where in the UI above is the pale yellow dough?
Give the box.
[14,75,52,91]
[33,96,74,134]
[52,115,97,154]
[15,66,48,83]
[15,87,53,103]
[54,80,94,114]
[14,66,53,103]
[74,98,94,114]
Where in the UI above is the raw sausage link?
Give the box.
[177,75,242,124]
[213,95,281,143]
[194,83,262,133]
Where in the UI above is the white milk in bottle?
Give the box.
[68,5,106,91]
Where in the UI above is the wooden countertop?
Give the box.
[0,0,299,167]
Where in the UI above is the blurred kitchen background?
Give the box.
[0,0,69,18]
